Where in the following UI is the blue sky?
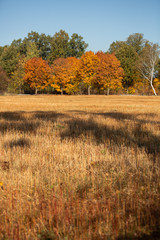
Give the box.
[0,0,159,52]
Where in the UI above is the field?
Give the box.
[0,95,160,240]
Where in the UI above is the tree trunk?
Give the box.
[151,82,157,96]
[61,88,63,95]
[126,87,128,95]
[19,86,22,94]
[107,87,110,96]
[35,88,38,95]
[88,86,91,95]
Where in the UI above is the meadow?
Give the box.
[0,95,160,240]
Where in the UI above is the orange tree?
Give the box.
[95,52,124,95]
[51,58,70,95]
[78,51,99,95]
[64,57,80,94]
[24,57,51,94]
[51,57,80,95]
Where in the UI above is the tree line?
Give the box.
[0,30,160,95]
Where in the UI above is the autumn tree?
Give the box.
[95,52,124,95]
[51,57,80,95]
[78,51,99,95]
[51,58,69,94]
[63,57,80,94]
[51,58,69,95]
[24,57,51,94]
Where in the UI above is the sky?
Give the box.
[0,0,159,52]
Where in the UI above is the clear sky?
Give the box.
[0,0,159,52]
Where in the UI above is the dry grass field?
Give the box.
[0,95,160,240]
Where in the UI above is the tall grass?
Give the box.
[0,95,160,239]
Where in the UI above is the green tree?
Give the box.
[68,33,88,58]
[9,57,26,94]
[11,38,22,50]
[126,33,145,54]
[26,42,40,59]
[11,38,30,57]
[39,33,51,60]
[0,45,19,77]
[108,41,124,54]
[116,44,139,91]
[27,31,40,44]
[17,38,28,56]
[109,42,139,92]
[20,31,51,60]
[0,46,5,57]
[49,30,70,63]
[157,58,160,79]
[0,66,9,93]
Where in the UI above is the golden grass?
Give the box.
[0,95,160,240]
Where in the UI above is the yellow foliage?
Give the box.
[78,51,99,88]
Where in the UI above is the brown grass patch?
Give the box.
[0,95,160,239]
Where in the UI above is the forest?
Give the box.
[0,30,160,96]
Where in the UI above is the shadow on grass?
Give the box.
[116,229,160,240]
[0,111,66,134]
[61,114,160,161]
[61,118,131,145]
[33,111,65,122]
[0,121,40,134]
[68,110,87,114]
[1,110,160,161]
[0,111,26,121]
[95,111,160,125]
[4,138,31,149]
